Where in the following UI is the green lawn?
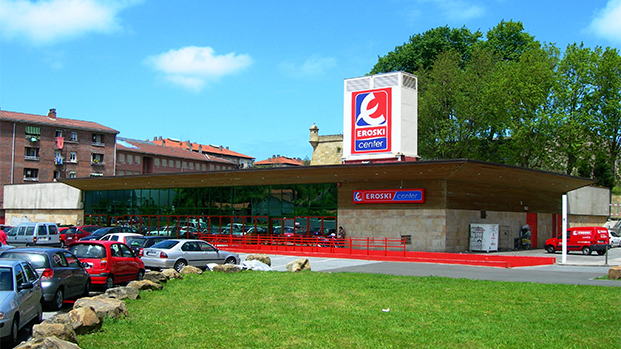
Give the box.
[78,272,620,349]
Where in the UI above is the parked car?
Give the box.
[98,232,143,244]
[67,241,145,290]
[0,258,43,345]
[6,222,61,247]
[609,230,621,248]
[0,247,90,310]
[63,225,102,246]
[79,226,137,241]
[545,226,610,255]
[141,239,240,271]
[146,226,198,239]
[126,236,170,257]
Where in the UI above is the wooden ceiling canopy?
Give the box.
[60,159,593,195]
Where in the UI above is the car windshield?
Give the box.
[127,238,146,247]
[0,267,13,291]
[68,244,106,259]
[151,240,179,249]
[1,252,49,269]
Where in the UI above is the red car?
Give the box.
[67,240,145,289]
[61,225,102,247]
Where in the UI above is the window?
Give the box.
[161,159,167,167]
[62,252,80,268]
[189,162,194,170]
[202,164,207,171]
[91,153,104,164]
[53,171,60,179]
[25,125,40,136]
[92,133,104,146]
[176,160,181,168]
[69,172,77,178]
[23,168,39,181]
[24,147,40,160]
[70,132,78,142]
[90,173,103,177]
[127,154,133,164]
[170,160,175,168]
[182,161,188,169]
[55,130,63,138]
[117,170,125,176]
[135,156,140,165]
[54,150,63,165]
[118,153,125,163]
[69,152,77,163]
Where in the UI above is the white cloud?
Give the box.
[417,0,485,21]
[0,0,142,45]
[588,0,621,44]
[279,55,337,78]
[144,46,253,92]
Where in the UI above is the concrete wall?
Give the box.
[446,210,527,252]
[4,182,82,209]
[5,209,84,226]
[567,186,609,216]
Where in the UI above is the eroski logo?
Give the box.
[352,88,391,153]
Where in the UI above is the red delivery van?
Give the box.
[544,226,610,255]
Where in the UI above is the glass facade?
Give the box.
[84,183,338,218]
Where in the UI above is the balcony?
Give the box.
[91,160,105,166]
[25,155,40,161]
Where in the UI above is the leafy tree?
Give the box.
[484,20,536,61]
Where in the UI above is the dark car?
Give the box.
[79,226,136,241]
[126,236,170,257]
[68,241,145,290]
[0,247,91,310]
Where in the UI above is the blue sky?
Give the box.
[1,0,621,162]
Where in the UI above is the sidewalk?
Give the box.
[494,247,621,267]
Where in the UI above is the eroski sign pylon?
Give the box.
[343,72,418,162]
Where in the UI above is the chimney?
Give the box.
[48,109,57,119]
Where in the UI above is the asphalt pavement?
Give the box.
[240,246,621,287]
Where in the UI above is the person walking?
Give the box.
[0,228,7,245]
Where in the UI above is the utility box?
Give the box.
[469,224,499,252]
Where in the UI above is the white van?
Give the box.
[7,222,61,247]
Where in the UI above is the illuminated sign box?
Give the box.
[353,189,425,204]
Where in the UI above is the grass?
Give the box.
[77,272,621,349]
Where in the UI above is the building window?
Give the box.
[182,161,188,169]
[170,160,175,168]
[92,134,104,146]
[91,153,104,165]
[161,159,167,167]
[135,156,140,165]
[23,168,39,181]
[154,158,160,166]
[70,132,78,142]
[69,152,77,163]
[24,147,40,160]
[118,153,125,163]
[90,173,103,177]
[53,171,60,180]
[189,162,194,170]
[25,125,40,137]
[69,171,77,178]
[127,154,133,164]
[175,160,181,168]
[54,150,64,165]
[55,130,63,138]
[201,164,207,171]
[117,170,125,176]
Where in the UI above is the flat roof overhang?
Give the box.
[59,159,594,196]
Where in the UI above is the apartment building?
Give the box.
[150,137,255,169]
[0,109,118,210]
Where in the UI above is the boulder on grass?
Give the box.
[211,264,241,273]
[245,254,271,266]
[162,268,182,279]
[180,265,203,274]
[73,295,128,319]
[144,270,168,284]
[14,336,81,349]
[127,279,164,291]
[67,306,104,335]
[105,285,140,300]
[31,322,77,343]
[286,258,311,272]
[608,266,621,280]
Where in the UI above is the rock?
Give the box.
[67,306,104,335]
[608,266,621,280]
[245,254,271,266]
[127,279,164,291]
[31,322,77,343]
[241,260,273,271]
[286,258,311,272]
[42,314,72,326]
[105,286,140,300]
[162,268,183,279]
[180,265,203,274]
[144,271,168,284]
[14,336,81,349]
[73,295,128,319]
[211,264,241,273]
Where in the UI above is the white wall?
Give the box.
[3,182,83,210]
[567,186,609,216]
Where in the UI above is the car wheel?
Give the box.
[174,259,187,272]
[136,269,145,281]
[51,289,64,311]
[104,276,114,290]
[545,245,555,254]
[224,257,236,264]
[8,316,19,346]
[582,246,592,255]
[82,280,91,297]
[597,250,606,255]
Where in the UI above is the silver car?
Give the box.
[7,222,61,247]
[0,258,43,346]
[0,248,91,310]
[141,239,240,271]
